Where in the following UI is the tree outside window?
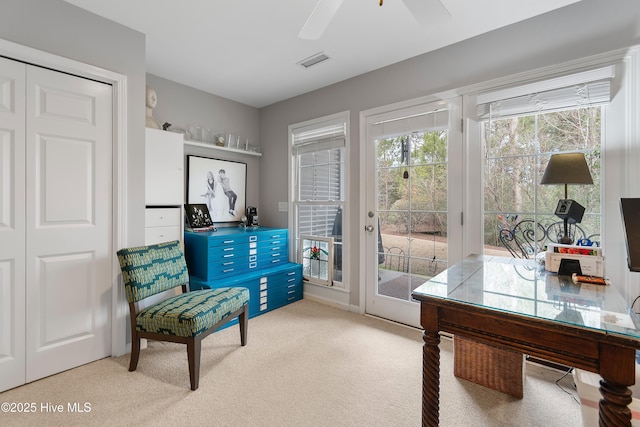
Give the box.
[483,107,602,257]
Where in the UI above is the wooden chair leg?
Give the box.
[129,335,141,372]
[187,338,201,391]
[239,305,248,346]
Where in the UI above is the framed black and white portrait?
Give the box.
[187,155,247,223]
[184,203,214,229]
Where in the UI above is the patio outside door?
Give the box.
[362,97,462,327]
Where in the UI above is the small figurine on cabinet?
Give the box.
[145,86,160,129]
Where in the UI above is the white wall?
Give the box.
[0,0,147,245]
[258,0,640,307]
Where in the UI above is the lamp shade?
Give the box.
[540,153,593,185]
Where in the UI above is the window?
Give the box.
[478,67,612,258]
[290,113,348,288]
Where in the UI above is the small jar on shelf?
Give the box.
[213,132,226,147]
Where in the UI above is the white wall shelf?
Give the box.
[184,139,262,157]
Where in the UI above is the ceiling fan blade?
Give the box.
[298,0,344,40]
[403,0,451,27]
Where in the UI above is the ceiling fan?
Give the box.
[298,0,452,40]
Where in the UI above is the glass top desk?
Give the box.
[412,255,640,427]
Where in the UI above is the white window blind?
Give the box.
[298,149,342,202]
[369,106,449,139]
[292,119,346,154]
[477,65,614,120]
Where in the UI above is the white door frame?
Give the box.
[358,95,463,321]
[0,38,129,357]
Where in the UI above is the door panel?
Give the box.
[0,57,26,392]
[40,135,94,224]
[25,65,112,382]
[37,252,95,346]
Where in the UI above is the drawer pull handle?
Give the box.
[223,240,234,244]
[288,278,295,283]
[272,253,280,257]
[223,248,234,251]
[288,272,296,276]
[223,262,233,266]
[223,254,234,258]
[223,268,234,273]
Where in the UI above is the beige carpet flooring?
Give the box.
[1,299,583,426]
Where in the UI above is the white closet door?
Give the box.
[0,57,27,391]
[24,65,113,382]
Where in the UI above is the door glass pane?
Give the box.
[376,131,449,302]
[483,108,602,259]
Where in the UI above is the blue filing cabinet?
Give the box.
[184,227,303,319]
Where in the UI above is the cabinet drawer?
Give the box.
[206,256,250,279]
[145,208,181,227]
[267,270,301,292]
[145,226,181,245]
[208,233,260,248]
[209,242,250,259]
[257,252,288,269]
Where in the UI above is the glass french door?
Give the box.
[362,97,463,327]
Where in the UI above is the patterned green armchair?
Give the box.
[117,240,249,390]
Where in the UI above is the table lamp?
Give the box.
[540,153,593,244]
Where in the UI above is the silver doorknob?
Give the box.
[365,225,374,232]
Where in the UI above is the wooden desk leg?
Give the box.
[422,330,440,427]
[598,380,633,426]
[598,343,635,427]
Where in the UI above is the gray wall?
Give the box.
[145,74,261,212]
[259,0,640,307]
[5,0,640,310]
[0,0,146,244]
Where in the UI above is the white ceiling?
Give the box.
[63,0,581,108]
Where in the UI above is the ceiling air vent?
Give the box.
[298,52,330,69]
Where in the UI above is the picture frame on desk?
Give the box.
[187,155,247,223]
[184,203,216,231]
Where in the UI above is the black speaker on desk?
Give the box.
[555,199,585,224]
[621,198,640,272]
